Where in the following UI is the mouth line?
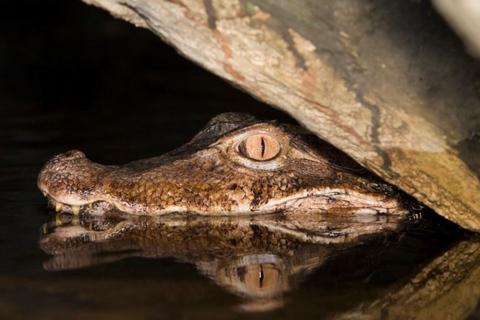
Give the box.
[41,186,404,216]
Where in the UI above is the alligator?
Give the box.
[37,113,412,216]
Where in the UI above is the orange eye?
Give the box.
[239,134,280,161]
[242,264,280,293]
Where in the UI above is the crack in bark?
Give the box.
[203,0,217,30]
[283,30,308,71]
[356,94,399,179]
[119,1,147,20]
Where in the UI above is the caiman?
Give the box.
[37,113,412,216]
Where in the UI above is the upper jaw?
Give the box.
[38,149,408,217]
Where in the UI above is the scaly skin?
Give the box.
[37,113,410,216]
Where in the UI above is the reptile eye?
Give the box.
[239,134,280,161]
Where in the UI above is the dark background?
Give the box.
[0,0,291,165]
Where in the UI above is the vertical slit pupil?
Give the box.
[259,265,264,287]
[260,137,265,158]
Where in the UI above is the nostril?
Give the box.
[63,150,86,160]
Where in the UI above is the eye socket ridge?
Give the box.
[238,133,281,161]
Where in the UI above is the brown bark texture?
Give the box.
[81,0,480,231]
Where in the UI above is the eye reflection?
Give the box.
[239,134,281,161]
[238,263,281,294]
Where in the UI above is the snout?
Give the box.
[37,150,105,206]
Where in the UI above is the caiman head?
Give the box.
[38,113,410,216]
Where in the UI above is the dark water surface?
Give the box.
[2,1,480,319]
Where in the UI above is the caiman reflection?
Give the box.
[39,211,408,312]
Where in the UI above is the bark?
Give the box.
[81,0,480,231]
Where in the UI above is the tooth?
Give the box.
[43,191,47,197]
[55,213,62,226]
[87,203,93,209]
[55,202,63,212]
[42,224,47,235]
[71,205,80,215]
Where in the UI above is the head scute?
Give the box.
[191,113,259,142]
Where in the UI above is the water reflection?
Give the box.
[336,239,480,320]
[39,212,406,311]
[38,211,480,317]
